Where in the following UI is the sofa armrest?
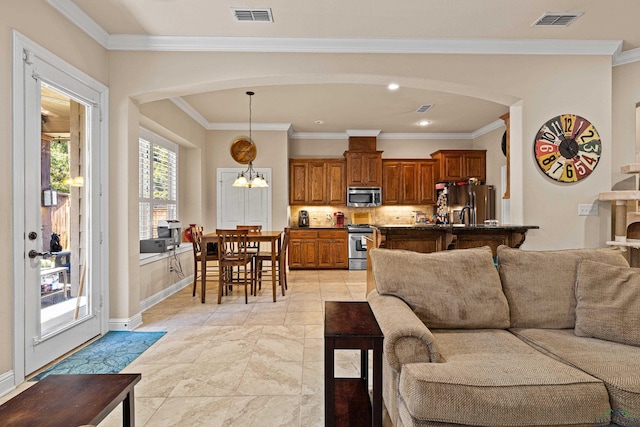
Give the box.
[367,290,441,373]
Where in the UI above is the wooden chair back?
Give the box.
[216,229,250,262]
[237,225,262,251]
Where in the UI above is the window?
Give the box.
[139,128,178,240]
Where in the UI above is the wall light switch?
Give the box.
[578,204,599,216]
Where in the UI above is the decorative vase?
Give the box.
[183,224,196,242]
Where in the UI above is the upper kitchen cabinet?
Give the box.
[382,159,437,205]
[430,150,486,182]
[344,151,383,187]
[289,158,346,205]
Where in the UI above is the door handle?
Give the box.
[28,250,50,259]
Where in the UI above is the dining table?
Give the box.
[201,230,283,303]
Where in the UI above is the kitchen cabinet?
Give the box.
[289,229,348,269]
[430,150,486,182]
[344,151,383,187]
[382,159,437,205]
[289,159,346,205]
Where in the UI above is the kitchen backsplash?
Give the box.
[290,205,436,227]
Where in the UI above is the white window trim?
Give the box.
[139,127,179,242]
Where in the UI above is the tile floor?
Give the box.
[98,269,370,426]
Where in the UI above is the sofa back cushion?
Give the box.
[497,245,628,329]
[370,246,510,329]
[575,260,640,346]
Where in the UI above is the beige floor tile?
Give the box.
[284,311,324,325]
[135,340,208,364]
[97,397,165,427]
[222,395,301,427]
[144,396,234,427]
[117,269,368,425]
[243,310,286,325]
[300,392,324,427]
[237,357,303,395]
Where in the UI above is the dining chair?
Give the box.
[216,229,255,304]
[236,225,262,275]
[256,227,289,297]
[190,225,218,298]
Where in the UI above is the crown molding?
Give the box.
[47,0,639,64]
[169,97,209,128]
[208,122,292,132]
[46,0,109,48]
[289,131,474,140]
[613,46,640,66]
[106,34,623,56]
[346,130,381,137]
[471,119,505,139]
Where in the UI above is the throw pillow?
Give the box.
[497,246,629,329]
[575,260,640,346]
[370,246,510,329]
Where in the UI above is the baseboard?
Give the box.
[108,312,143,331]
[109,275,193,331]
[0,370,16,398]
[139,275,193,312]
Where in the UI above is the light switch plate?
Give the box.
[578,204,599,216]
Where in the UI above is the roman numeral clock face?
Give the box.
[534,114,601,182]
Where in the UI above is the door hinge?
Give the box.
[23,49,33,65]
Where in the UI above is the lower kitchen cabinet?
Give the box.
[289,229,348,269]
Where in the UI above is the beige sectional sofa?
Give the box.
[368,245,640,427]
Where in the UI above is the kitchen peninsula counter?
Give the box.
[366,224,538,294]
[371,224,539,257]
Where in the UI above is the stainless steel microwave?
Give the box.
[347,187,382,207]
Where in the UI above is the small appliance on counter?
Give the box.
[334,212,345,227]
[298,210,309,227]
[157,220,182,247]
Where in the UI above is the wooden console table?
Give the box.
[325,301,383,427]
[0,374,141,427]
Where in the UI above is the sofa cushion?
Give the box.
[399,329,611,426]
[497,245,628,329]
[370,247,509,329]
[511,328,640,426]
[575,260,640,346]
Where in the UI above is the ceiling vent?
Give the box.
[532,12,583,27]
[232,8,274,22]
[415,104,434,113]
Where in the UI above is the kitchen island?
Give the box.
[367,224,539,293]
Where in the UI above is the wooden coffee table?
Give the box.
[0,373,141,427]
[325,301,383,427]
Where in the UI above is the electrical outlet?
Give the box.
[578,204,599,216]
[326,214,332,220]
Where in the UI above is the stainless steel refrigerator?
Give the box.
[446,184,496,224]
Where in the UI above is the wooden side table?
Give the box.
[0,374,141,427]
[325,301,383,427]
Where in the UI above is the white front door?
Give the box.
[217,168,271,230]
[13,33,108,378]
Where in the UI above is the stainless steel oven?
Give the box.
[347,224,373,270]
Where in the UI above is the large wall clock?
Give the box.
[534,114,601,183]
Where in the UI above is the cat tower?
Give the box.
[599,163,640,266]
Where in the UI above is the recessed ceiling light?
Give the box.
[419,120,430,126]
[315,120,325,125]
[387,83,399,91]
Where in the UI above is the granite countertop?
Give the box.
[372,224,539,231]
[290,226,348,230]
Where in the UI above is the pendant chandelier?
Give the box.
[232,91,268,188]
